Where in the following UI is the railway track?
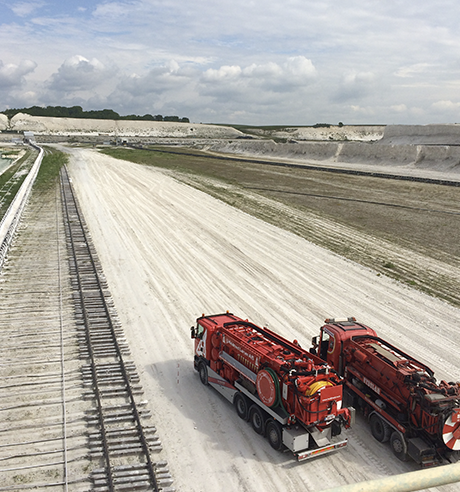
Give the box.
[0,160,173,491]
[0,177,88,490]
[60,165,173,492]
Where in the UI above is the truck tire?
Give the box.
[234,392,249,420]
[198,361,208,385]
[266,419,283,451]
[370,413,391,443]
[249,405,266,435]
[390,431,409,461]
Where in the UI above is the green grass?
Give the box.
[0,149,37,217]
[34,147,68,191]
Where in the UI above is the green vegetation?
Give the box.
[0,147,67,220]
[101,146,210,174]
[34,147,68,191]
[0,149,36,218]
[2,105,190,123]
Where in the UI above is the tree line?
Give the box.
[2,105,190,123]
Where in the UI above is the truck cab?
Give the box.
[191,312,239,370]
[312,318,377,376]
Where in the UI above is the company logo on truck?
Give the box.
[363,376,381,395]
[196,331,207,358]
[223,335,258,365]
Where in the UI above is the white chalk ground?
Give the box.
[65,147,460,492]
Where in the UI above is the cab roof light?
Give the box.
[324,317,356,324]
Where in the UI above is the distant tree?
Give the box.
[338,121,344,127]
[85,109,120,119]
[69,106,84,117]
[1,106,189,122]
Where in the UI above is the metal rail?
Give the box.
[0,159,89,490]
[60,165,173,492]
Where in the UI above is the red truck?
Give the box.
[191,312,353,461]
[311,317,460,466]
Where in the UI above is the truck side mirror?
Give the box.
[310,336,319,355]
[190,326,196,339]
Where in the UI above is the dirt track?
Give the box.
[65,147,460,492]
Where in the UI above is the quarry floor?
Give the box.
[101,145,460,307]
[63,147,460,492]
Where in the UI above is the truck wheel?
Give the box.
[390,431,409,461]
[370,413,391,443]
[249,405,266,435]
[234,393,249,420]
[198,362,208,385]
[266,419,283,451]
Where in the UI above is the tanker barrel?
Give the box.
[319,462,460,492]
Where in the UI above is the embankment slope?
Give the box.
[208,124,460,178]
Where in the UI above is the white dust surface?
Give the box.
[66,148,460,492]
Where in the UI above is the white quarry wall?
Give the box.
[381,124,460,145]
[210,138,460,174]
[270,125,385,142]
[7,113,243,138]
[2,115,460,175]
[0,114,7,131]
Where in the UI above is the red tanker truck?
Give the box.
[310,317,460,466]
[191,312,353,461]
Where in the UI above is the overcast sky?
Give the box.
[1,0,460,125]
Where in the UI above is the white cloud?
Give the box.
[390,104,408,113]
[202,66,242,82]
[2,1,460,124]
[0,59,37,89]
[394,63,432,78]
[334,71,376,102]
[200,57,316,98]
[10,1,46,17]
[46,55,117,93]
[431,100,460,111]
[350,105,376,116]
[115,61,195,97]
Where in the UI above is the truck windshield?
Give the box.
[195,323,205,339]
